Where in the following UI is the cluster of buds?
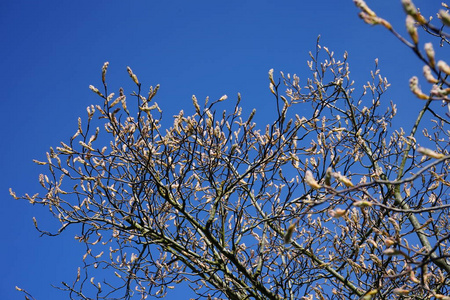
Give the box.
[401,0,426,24]
[354,0,392,30]
[304,169,354,189]
[430,84,450,100]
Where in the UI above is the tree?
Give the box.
[12,1,450,299]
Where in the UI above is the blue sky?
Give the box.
[1,0,441,299]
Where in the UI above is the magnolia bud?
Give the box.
[101,61,109,84]
[409,76,429,99]
[438,60,450,75]
[439,9,450,26]
[402,0,426,24]
[304,170,321,189]
[406,15,418,44]
[89,85,104,97]
[417,147,445,159]
[353,0,376,17]
[126,66,140,85]
[424,43,435,68]
[330,208,346,218]
[284,222,296,244]
[423,65,438,83]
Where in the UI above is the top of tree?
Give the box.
[11,1,450,299]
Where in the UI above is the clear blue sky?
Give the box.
[1,0,440,299]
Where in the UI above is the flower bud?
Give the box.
[393,288,410,296]
[358,12,380,25]
[402,0,426,24]
[329,208,346,218]
[423,65,438,83]
[439,9,450,26]
[89,85,104,97]
[268,68,275,86]
[424,43,435,68]
[127,66,140,85]
[333,172,354,187]
[353,0,376,17]
[354,200,373,208]
[417,147,445,159]
[304,170,321,189]
[101,61,109,84]
[409,76,429,99]
[284,222,296,244]
[431,85,450,98]
[438,60,450,75]
[406,15,418,44]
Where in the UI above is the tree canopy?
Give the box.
[12,1,450,299]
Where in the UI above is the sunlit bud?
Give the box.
[424,43,435,67]
[409,76,418,89]
[304,170,321,189]
[435,294,450,300]
[33,159,47,165]
[329,208,346,218]
[126,66,139,85]
[269,82,276,95]
[402,0,416,14]
[439,9,450,26]
[89,85,104,98]
[409,271,420,283]
[9,188,18,199]
[353,0,376,17]
[417,146,445,159]
[121,97,128,112]
[393,288,410,296]
[423,65,438,83]
[438,60,450,75]
[268,68,276,85]
[324,166,333,186]
[109,95,124,109]
[358,12,391,29]
[384,237,396,247]
[383,248,402,256]
[409,76,429,99]
[284,222,296,244]
[101,61,109,84]
[430,84,450,98]
[402,0,426,24]
[379,18,393,30]
[358,12,379,25]
[192,95,201,114]
[218,95,228,102]
[406,15,418,44]
[354,200,373,207]
[334,173,354,187]
[79,141,95,152]
[361,289,378,300]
